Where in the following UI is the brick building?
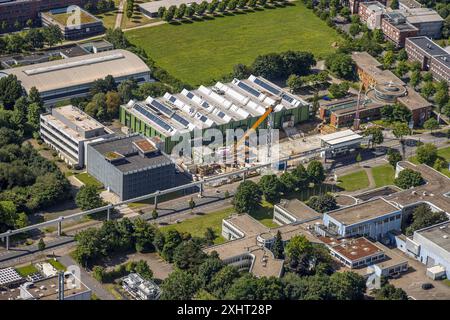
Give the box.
[381,11,419,47]
[358,1,386,30]
[405,36,450,83]
[0,0,96,32]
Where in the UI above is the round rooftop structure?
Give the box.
[257,232,275,247]
[371,82,407,103]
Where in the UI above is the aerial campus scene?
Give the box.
[0,0,449,310]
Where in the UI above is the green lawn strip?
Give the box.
[337,170,370,192]
[47,259,66,271]
[74,172,104,189]
[249,199,278,228]
[15,264,39,277]
[126,2,340,86]
[160,207,235,244]
[371,164,395,188]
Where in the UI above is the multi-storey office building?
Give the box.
[402,8,444,39]
[40,105,114,169]
[0,0,96,32]
[405,37,450,82]
[381,11,419,47]
[120,75,311,153]
[358,1,386,30]
[1,49,152,106]
[86,134,177,201]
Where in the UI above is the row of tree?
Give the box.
[0,25,63,54]
[233,161,327,213]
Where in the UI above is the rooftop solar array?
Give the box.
[0,267,23,286]
[133,103,176,134]
[125,75,309,136]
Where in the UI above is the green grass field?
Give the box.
[15,264,39,277]
[249,199,278,228]
[372,164,395,188]
[74,172,104,189]
[337,170,370,192]
[126,2,340,86]
[47,259,66,271]
[160,207,235,244]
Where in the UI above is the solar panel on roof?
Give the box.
[201,101,210,109]
[172,113,190,127]
[133,104,174,133]
[186,92,194,99]
[150,99,174,117]
[253,78,280,95]
[169,96,177,103]
[281,93,294,103]
[237,81,261,97]
[217,111,226,118]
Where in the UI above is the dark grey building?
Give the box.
[86,134,176,201]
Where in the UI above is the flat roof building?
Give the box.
[40,105,114,168]
[122,273,161,300]
[399,0,421,10]
[86,134,183,201]
[405,36,450,83]
[359,1,386,30]
[273,198,321,225]
[318,198,402,240]
[40,6,104,40]
[381,11,419,47]
[1,49,152,106]
[319,129,363,158]
[402,8,444,39]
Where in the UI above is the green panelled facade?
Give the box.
[120,104,310,153]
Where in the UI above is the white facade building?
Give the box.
[40,105,114,168]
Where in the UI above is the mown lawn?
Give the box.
[15,264,39,277]
[126,2,340,86]
[160,207,235,244]
[249,199,278,228]
[371,164,395,188]
[47,259,66,271]
[337,170,370,192]
[74,172,104,189]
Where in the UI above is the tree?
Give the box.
[287,74,304,93]
[421,81,436,100]
[423,118,439,133]
[251,53,285,80]
[292,163,310,189]
[42,25,63,47]
[395,168,424,189]
[387,149,402,167]
[133,218,156,252]
[85,93,107,120]
[285,235,313,274]
[349,23,360,37]
[161,270,199,300]
[233,180,262,213]
[173,240,207,271]
[6,33,24,53]
[157,6,167,18]
[329,272,366,300]
[204,227,216,245]
[383,50,395,69]
[409,70,421,89]
[28,87,43,107]
[395,61,409,78]
[188,197,196,213]
[0,74,24,109]
[38,238,46,251]
[105,91,121,119]
[161,229,182,262]
[272,230,284,259]
[355,153,362,162]
[224,274,259,299]
[175,4,186,19]
[390,0,399,9]
[75,185,105,211]
[307,160,325,184]
[25,28,44,49]
[328,82,349,99]
[392,122,410,143]
[135,260,153,280]
[279,171,297,193]
[374,284,408,300]
[152,208,158,219]
[325,53,355,80]
[117,79,138,102]
[258,174,283,203]
[416,143,437,166]
[163,8,175,22]
[27,102,45,131]
[307,194,337,213]
[232,64,252,80]
[364,127,383,148]
[405,204,448,236]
